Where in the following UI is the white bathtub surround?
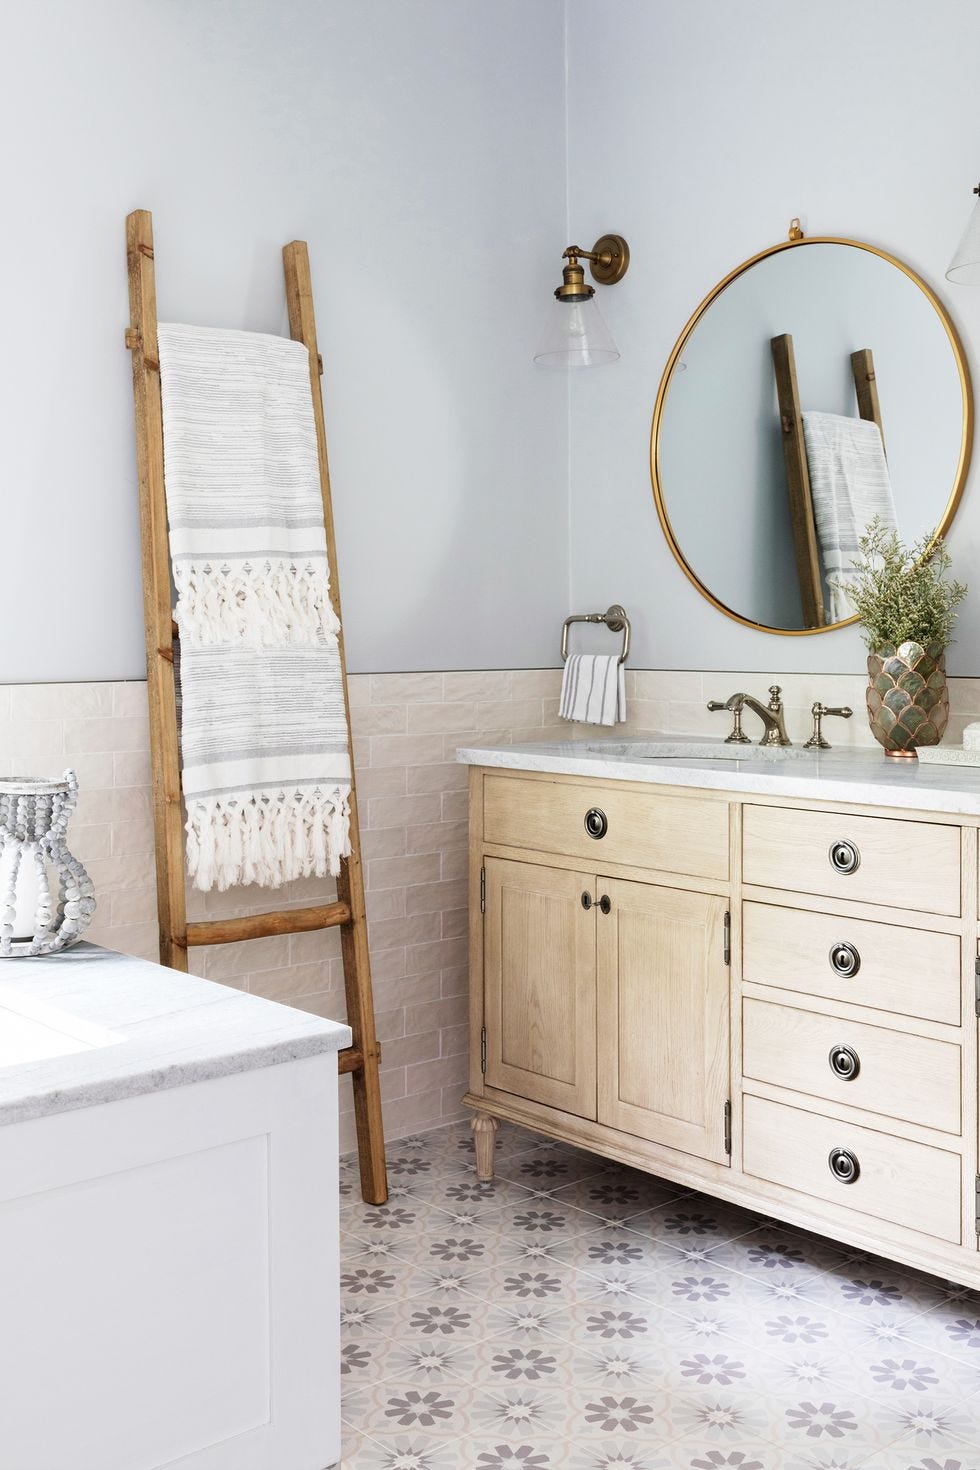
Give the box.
[0,944,350,1470]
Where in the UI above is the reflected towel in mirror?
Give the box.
[802,410,897,623]
[559,654,627,726]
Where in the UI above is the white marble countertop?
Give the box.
[457,734,980,818]
[0,943,351,1128]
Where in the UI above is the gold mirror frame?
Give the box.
[650,234,974,636]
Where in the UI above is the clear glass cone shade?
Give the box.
[946,198,980,283]
[533,296,620,368]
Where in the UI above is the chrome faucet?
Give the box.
[707,685,791,747]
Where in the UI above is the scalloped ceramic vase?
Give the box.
[866,640,949,758]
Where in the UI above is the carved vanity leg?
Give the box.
[472,1113,499,1182]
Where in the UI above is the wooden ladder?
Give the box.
[124,208,388,1205]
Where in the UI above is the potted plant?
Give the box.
[834,519,967,758]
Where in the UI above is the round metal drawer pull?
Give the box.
[581,892,593,910]
[584,807,608,840]
[598,895,612,915]
[829,941,861,978]
[828,1147,860,1184]
[828,1044,861,1081]
[829,839,860,875]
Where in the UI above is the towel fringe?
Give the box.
[185,785,351,892]
[174,558,340,648]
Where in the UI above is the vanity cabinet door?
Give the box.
[483,857,597,1119]
[597,879,730,1163]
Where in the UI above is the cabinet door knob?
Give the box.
[598,895,612,915]
[581,892,593,910]
[584,807,608,839]
[829,941,861,978]
[828,1147,860,1184]
[829,839,860,875]
[828,1044,861,1081]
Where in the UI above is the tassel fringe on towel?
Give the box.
[185,785,352,892]
[174,558,340,648]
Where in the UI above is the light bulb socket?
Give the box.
[555,257,595,303]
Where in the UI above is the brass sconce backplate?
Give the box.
[589,234,630,286]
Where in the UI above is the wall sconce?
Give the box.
[946,183,980,283]
[533,234,630,368]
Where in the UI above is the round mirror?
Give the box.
[651,233,973,634]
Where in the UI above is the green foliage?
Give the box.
[833,518,967,651]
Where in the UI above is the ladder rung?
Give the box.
[337,1047,364,1075]
[183,900,351,947]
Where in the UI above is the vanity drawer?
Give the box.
[742,805,960,917]
[742,1094,961,1245]
[742,997,961,1135]
[483,776,729,880]
[742,902,961,1026]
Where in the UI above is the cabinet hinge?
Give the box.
[480,866,486,914]
[974,954,980,1017]
[480,1026,487,1075]
[975,1175,980,1236]
[724,1099,732,1156]
[723,911,731,967]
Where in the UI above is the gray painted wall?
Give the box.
[566,0,980,675]
[0,0,568,681]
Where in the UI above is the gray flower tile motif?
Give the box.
[925,1313,980,1364]
[568,1265,670,1307]
[340,1298,402,1338]
[342,1200,459,1242]
[567,1302,658,1343]
[476,1264,576,1302]
[827,1258,953,1325]
[659,1391,781,1444]
[381,1336,479,1386]
[496,1228,585,1269]
[364,1381,469,1436]
[398,1262,493,1302]
[574,1391,661,1435]
[385,1296,494,1347]
[473,1338,576,1387]
[341,1265,404,1297]
[470,1444,555,1467]
[572,1344,657,1388]
[842,1444,980,1470]
[661,1444,785,1470]
[757,1352,844,1399]
[406,1171,542,1217]
[494,1147,612,1192]
[468,1385,569,1438]
[550,1173,686,1223]
[872,1402,980,1451]
[483,1300,577,1344]
[669,1310,744,1348]
[566,1441,674,1469]
[783,1399,862,1440]
[342,1230,419,1268]
[493,1201,600,1240]
[340,1338,379,1384]
[569,1225,672,1274]
[354,1431,464,1469]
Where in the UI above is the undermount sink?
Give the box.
[0,982,121,1069]
[585,739,815,763]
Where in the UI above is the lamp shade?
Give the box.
[946,197,980,283]
[533,296,620,368]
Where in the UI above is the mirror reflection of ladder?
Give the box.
[771,333,885,629]
[124,210,387,1204]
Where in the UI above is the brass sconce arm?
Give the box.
[554,234,630,301]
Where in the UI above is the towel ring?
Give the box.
[561,604,631,665]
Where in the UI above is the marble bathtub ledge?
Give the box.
[0,943,351,1128]
[457,734,980,818]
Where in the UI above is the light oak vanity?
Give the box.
[460,741,980,1289]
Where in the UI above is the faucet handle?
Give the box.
[804,701,853,750]
[707,698,751,744]
[767,684,783,709]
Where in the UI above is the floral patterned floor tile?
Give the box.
[399,1169,544,1221]
[847,1434,980,1468]
[342,1430,463,1468]
[470,1336,582,1389]
[548,1171,692,1223]
[563,1223,685,1275]
[655,1438,794,1469]
[353,1379,476,1439]
[493,1145,614,1191]
[869,1399,980,1452]
[340,1254,435,1306]
[909,1308,980,1368]
[625,1196,767,1257]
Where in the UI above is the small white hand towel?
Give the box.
[559,654,626,726]
[801,411,897,623]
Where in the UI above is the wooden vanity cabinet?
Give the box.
[465,765,980,1290]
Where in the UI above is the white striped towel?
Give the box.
[157,322,351,892]
[559,654,626,726]
[801,410,897,623]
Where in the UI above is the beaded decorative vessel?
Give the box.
[0,770,96,956]
[865,640,949,759]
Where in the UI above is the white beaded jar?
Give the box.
[0,771,95,957]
